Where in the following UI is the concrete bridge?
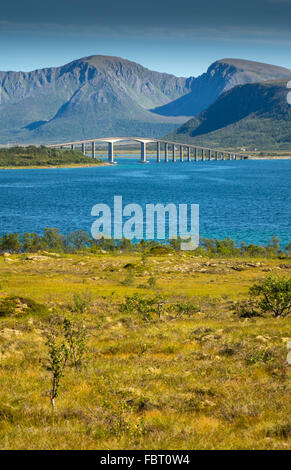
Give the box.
[48,137,248,163]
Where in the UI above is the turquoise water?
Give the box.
[0,158,290,247]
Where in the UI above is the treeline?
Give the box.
[0,228,290,258]
[0,146,104,167]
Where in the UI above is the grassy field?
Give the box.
[0,251,290,449]
[0,146,105,168]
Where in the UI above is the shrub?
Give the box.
[234,300,262,318]
[120,294,160,322]
[66,230,91,252]
[173,301,199,318]
[147,276,157,289]
[0,233,21,253]
[63,317,87,368]
[42,228,65,252]
[45,332,69,409]
[45,317,88,408]
[21,232,42,252]
[249,274,291,317]
[70,291,92,314]
[121,270,135,286]
[0,296,49,317]
[245,349,275,365]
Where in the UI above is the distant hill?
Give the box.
[152,58,291,117]
[168,79,291,150]
[0,55,291,145]
[0,55,194,144]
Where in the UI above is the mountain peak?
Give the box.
[211,58,291,76]
[152,58,291,117]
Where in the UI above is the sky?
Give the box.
[1,0,291,77]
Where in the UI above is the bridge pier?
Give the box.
[91,141,95,159]
[71,144,75,150]
[187,147,191,162]
[215,151,218,161]
[165,143,168,162]
[108,142,114,164]
[156,142,160,162]
[208,149,211,161]
[194,148,197,162]
[180,145,184,162]
[141,142,147,163]
[172,144,176,162]
[201,149,204,161]
[81,143,85,155]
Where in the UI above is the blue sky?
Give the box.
[1,0,291,76]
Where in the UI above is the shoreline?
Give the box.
[0,156,290,169]
[0,162,110,170]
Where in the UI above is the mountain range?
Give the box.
[0,55,291,148]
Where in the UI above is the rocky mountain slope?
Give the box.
[0,56,290,144]
[152,58,291,117]
[0,55,194,144]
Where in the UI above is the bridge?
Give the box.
[47,137,248,163]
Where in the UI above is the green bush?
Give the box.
[0,296,49,317]
[249,274,291,317]
[70,291,92,314]
[234,300,262,318]
[120,294,161,322]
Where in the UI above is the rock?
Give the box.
[256,335,268,343]
[25,255,50,261]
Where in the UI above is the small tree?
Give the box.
[0,233,21,253]
[66,230,91,252]
[249,274,291,318]
[45,317,88,408]
[42,227,65,252]
[63,318,87,368]
[21,232,42,252]
[45,333,69,409]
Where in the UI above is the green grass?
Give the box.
[0,251,290,449]
[0,146,105,168]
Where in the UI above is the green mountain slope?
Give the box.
[0,55,194,144]
[168,79,291,150]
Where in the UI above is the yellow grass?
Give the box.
[0,252,290,449]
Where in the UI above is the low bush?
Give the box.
[0,296,49,318]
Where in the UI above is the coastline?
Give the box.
[0,156,291,169]
[0,162,110,170]
[248,156,291,160]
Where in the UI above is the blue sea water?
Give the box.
[0,158,290,247]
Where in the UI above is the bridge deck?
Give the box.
[47,137,248,162]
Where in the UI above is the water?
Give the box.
[0,158,290,247]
